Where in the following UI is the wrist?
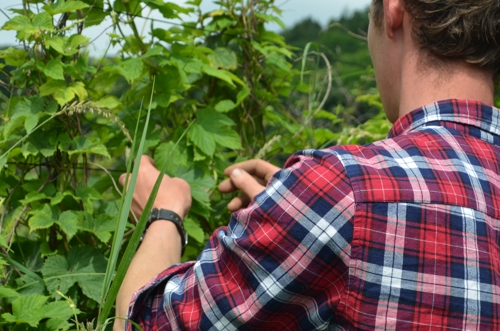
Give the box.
[151,201,188,219]
[143,208,188,255]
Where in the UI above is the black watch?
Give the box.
[145,208,188,255]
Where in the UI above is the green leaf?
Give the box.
[24,114,38,133]
[114,0,142,15]
[184,217,204,243]
[200,108,241,149]
[2,15,31,32]
[29,204,56,232]
[54,88,75,106]
[44,0,90,15]
[119,58,144,83]
[77,213,115,243]
[236,86,250,105]
[213,126,242,149]
[2,294,48,327]
[143,0,192,18]
[154,141,189,175]
[1,294,74,328]
[208,48,238,70]
[91,96,121,109]
[68,81,88,101]
[39,80,67,97]
[56,211,80,240]
[0,235,8,249]
[42,59,65,80]
[67,136,110,158]
[201,64,235,87]
[45,36,65,54]
[75,186,101,214]
[41,246,107,302]
[215,99,236,113]
[21,191,48,205]
[0,286,19,299]
[188,123,216,156]
[32,12,54,32]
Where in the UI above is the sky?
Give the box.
[0,0,371,54]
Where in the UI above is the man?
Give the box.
[115,0,500,329]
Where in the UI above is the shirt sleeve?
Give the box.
[127,149,356,331]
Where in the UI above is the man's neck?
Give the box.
[398,55,495,118]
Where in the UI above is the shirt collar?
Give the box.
[388,99,500,139]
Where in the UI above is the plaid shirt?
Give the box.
[128,99,500,330]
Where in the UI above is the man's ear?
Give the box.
[383,0,405,39]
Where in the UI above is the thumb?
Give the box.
[230,168,265,200]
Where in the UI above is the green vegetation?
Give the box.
[0,1,388,330]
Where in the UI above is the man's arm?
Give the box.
[114,157,278,330]
[114,156,191,331]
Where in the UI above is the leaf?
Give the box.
[215,99,236,113]
[0,235,8,249]
[236,86,250,105]
[154,141,189,175]
[75,186,102,214]
[2,15,31,32]
[41,246,107,302]
[4,100,31,138]
[199,108,241,149]
[1,294,48,327]
[56,211,80,240]
[68,136,110,158]
[114,0,142,15]
[0,286,19,299]
[208,48,237,70]
[1,294,73,328]
[29,204,56,232]
[118,58,144,83]
[68,81,88,101]
[45,36,65,54]
[42,59,65,80]
[77,213,115,243]
[54,88,75,106]
[44,0,90,15]
[184,217,204,243]
[212,126,241,149]
[39,80,67,97]
[21,191,48,205]
[24,114,38,133]
[91,96,121,109]
[32,12,54,32]
[188,123,216,156]
[201,64,235,87]
[142,0,191,18]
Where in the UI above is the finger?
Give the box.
[227,194,251,212]
[224,159,281,181]
[119,173,126,186]
[119,154,156,188]
[140,154,156,167]
[229,168,265,199]
[218,174,267,193]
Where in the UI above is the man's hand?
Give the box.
[119,155,192,219]
[218,159,281,212]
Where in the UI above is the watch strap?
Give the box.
[145,208,188,255]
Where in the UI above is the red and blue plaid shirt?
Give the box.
[128,99,500,330]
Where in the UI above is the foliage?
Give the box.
[0,1,386,330]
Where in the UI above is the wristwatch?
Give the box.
[145,208,188,255]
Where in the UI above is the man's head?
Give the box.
[368,0,499,122]
[370,0,500,76]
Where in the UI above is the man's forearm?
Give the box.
[114,221,181,331]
